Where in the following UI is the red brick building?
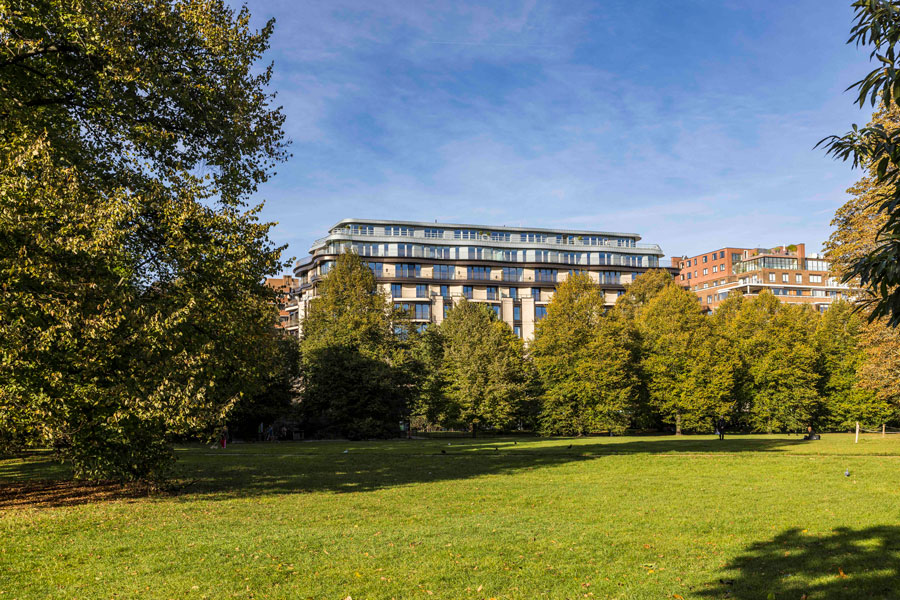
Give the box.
[676,244,857,312]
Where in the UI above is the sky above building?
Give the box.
[240,0,877,267]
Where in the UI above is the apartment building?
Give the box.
[677,244,857,312]
[286,219,676,340]
[264,274,298,331]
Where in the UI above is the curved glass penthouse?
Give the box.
[286,219,672,340]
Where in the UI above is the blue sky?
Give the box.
[241,0,876,267]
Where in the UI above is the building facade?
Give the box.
[286,219,674,339]
[676,244,857,312]
[265,275,299,331]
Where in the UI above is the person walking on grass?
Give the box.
[220,425,228,449]
[716,417,726,441]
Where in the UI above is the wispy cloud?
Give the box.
[241,0,875,266]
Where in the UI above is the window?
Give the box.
[440,285,450,297]
[703,256,708,263]
[486,286,498,300]
[769,273,775,282]
[535,306,548,320]
[535,269,557,282]
[513,305,521,321]
[416,284,427,297]
[424,228,444,239]
[782,273,789,283]
[508,287,517,299]
[532,288,541,301]
[433,265,454,279]
[425,245,451,260]
[809,274,822,283]
[385,226,413,236]
[687,272,692,280]
[521,233,547,243]
[443,304,452,318]
[600,271,620,284]
[491,305,501,318]
[513,326,522,338]
[348,224,374,235]
[502,267,523,281]
[490,231,511,242]
[719,251,725,259]
[365,262,383,277]
[732,253,742,263]
[395,263,420,278]
[795,274,802,284]
[712,265,717,273]
[707,296,712,304]
[463,286,473,299]
[414,304,430,320]
[694,271,697,278]
[806,259,829,271]
[468,266,490,280]
[703,268,708,275]
[454,229,481,240]
[390,284,402,297]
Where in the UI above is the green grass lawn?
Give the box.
[3,434,900,599]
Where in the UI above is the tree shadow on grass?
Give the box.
[698,526,900,599]
[0,436,813,506]
[166,436,810,499]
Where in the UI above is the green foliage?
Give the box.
[0,0,288,480]
[819,2,900,326]
[533,274,638,435]
[298,253,417,439]
[227,334,302,438]
[638,284,737,433]
[614,269,673,320]
[432,300,534,432]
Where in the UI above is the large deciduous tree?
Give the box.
[532,274,638,435]
[0,0,288,480]
[298,253,417,440]
[435,300,533,435]
[638,284,737,434]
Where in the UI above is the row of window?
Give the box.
[393,300,542,323]
[682,250,736,268]
[339,242,655,266]
[344,262,629,287]
[390,284,546,302]
[337,225,638,247]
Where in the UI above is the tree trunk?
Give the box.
[675,412,682,436]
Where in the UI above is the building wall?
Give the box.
[676,244,857,312]
[287,219,675,340]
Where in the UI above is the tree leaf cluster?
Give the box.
[820,2,900,327]
[0,1,290,480]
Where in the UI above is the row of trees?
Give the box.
[297,254,900,438]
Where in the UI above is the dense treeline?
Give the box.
[299,254,900,437]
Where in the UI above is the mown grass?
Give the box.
[2,434,900,599]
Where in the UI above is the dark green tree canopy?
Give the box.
[0,0,289,480]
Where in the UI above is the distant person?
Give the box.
[716,417,726,441]
[220,425,228,449]
[803,426,820,441]
[266,424,274,442]
[258,422,264,442]
[280,425,288,440]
